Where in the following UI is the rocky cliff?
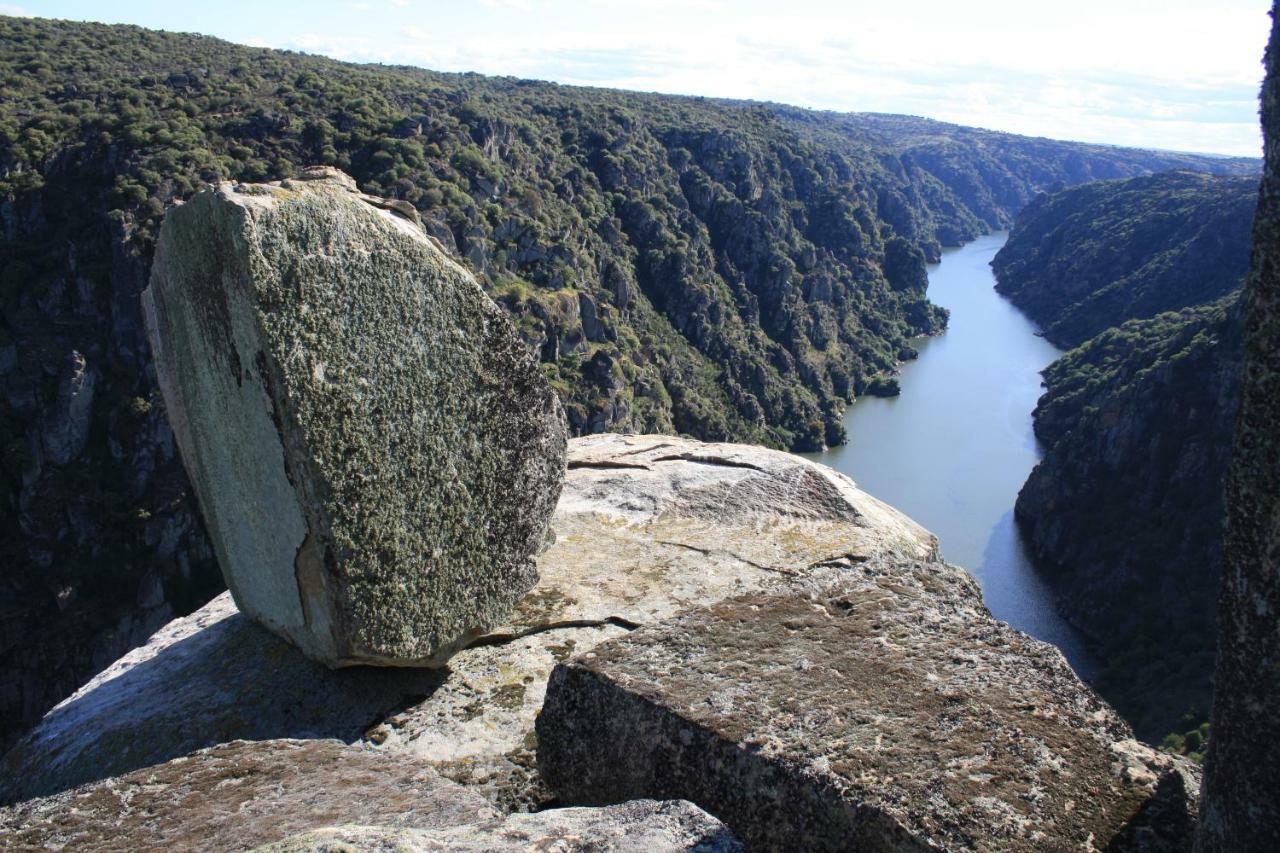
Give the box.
[0,15,1259,749]
[1197,1,1280,846]
[2,435,1199,850]
[992,170,1256,348]
[1017,297,1242,739]
[991,172,1255,740]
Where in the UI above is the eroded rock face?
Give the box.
[537,558,1200,852]
[0,434,934,808]
[1197,4,1280,848]
[141,167,566,667]
[0,739,496,851]
[257,800,743,853]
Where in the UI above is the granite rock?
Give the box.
[256,799,743,852]
[1197,3,1280,847]
[0,738,495,851]
[1,434,933,807]
[537,558,1200,852]
[141,167,566,667]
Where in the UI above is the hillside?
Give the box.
[991,170,1257,347]
[0,15,1258,747]
[1017,296,1243,739]
[992,164,1259,742]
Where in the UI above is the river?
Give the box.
[804,232,1099,678]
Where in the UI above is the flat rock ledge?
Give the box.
[0,739,496,851]
[537,558,1201,852]
[256,800,743,852]
[142,166,566,667]
[1,434,934,808]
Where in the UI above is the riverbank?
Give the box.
[804,232,1100,678]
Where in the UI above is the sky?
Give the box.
[3,0,1271,156]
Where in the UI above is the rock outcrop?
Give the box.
[259,800,743,853]
[0,434,934,808]
[141,168,567,667]
[537,558,1200,851]
[0,738,498,851]
[1197,2,1280,848]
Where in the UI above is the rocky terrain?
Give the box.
[1198,3,1280,846]
[1,429,1198,850]
[538,558,1199,851]
[0,16,1262,748]
[990,173,1254,740]
[0,176,1198,841]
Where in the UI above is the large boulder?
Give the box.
[0,739,496,851]
[0,434,935,807]
[537,558,1201,852]
[141,167,566,667]
[258,800,743,852]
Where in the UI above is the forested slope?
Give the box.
[994,173,1255,739]
[992,170,1257,347]
[0,15,1256,745]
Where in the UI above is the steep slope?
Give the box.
[991,170,1257,347]
[0,15,1257,747]
[1198,1,1280,845]
[993,165,1259,741]
[1016,297,1243,739]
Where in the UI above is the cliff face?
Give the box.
[1016,298,1243,739]
[992,171,1257,347]
[0,16,1259,747]
[1197,3,1280,847]
[992,171,1256,740]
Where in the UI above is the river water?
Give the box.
[804,232,1099,678]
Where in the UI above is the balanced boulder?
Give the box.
[141,167,566,667]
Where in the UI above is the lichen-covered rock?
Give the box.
[0,739,495,851]
[141,167,566,667]
[537,558,1200,852]
[1198,4,1280,848]
[256,800,743,852]
[0,434,934,807]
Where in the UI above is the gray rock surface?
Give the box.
[141,167,566,667]
[1197,4,1280,848]
[0,739,495,852]
[1,434,934,807]
[256,800,743,852]
[537,557,1200,852]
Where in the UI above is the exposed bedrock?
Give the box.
[257,800,743,853]
[141,167,567,667]
[0,434,934,808]
[537,559,1200,852]
[0,739,739,851]
[0,739,497,851]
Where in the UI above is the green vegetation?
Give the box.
[1161,714,1211,763]
[0,15,1258,745]
[993,170,1257,347]
[1001,173,1252,739]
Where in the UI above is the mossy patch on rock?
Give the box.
[142,169,567,667]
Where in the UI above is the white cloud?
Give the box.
[0,4,33,15]
[247,0,1268,156]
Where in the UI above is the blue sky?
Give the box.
[4,0,1270,156]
